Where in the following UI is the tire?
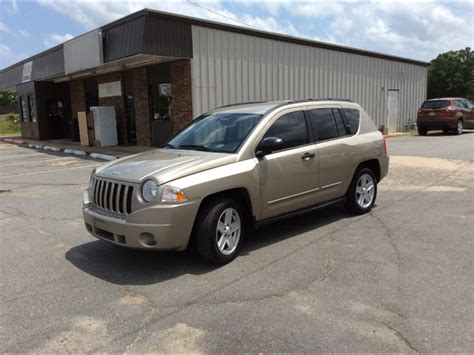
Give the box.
[418,127,427,136]
[345,168,378,215]
[454,119,463,135]
[194,197,245,265]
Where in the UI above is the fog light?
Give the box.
[139,233,157,247]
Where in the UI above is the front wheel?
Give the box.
[345,168,378,215]
[194,197,244,265]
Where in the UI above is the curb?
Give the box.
[89,153,118,161]
[1,138,118,161]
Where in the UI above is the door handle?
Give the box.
[301,152,315,160]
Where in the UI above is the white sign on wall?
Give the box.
[22,61,33,83]
[98,81,122,98]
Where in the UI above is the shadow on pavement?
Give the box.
[66,203,354,286]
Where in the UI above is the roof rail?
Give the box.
[289,98,354,104]
[217,101,268,108]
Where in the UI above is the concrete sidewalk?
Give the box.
[1,136,154,160]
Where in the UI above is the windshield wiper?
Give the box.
[162,143,176,149]
[178,144,210,151]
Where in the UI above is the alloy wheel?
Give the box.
[216,207,241,255]
[356,173,375,209]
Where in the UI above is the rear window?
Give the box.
[421,100,449,109]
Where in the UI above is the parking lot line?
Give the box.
[0,157,80,167]
[0,163,99,179]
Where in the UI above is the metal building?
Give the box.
[0,9,428,146]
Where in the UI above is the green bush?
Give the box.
[0,121,21,135]
[5,113,20,123]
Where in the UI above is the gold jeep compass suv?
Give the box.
[83,99,389,264]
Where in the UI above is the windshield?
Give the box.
[164,111,263,153]
[421,100,449,109]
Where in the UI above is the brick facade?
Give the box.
[170,59,193,133]
[97,72,127,145]
[69,80,86,121]
[132,68,152,146]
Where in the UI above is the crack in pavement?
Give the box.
[370,211,402,296]
[379,321,420,353]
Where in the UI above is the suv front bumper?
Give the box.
[82,189,200,251]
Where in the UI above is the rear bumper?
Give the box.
[417,117,457,130]
[379,154,389,182]
[82,189,200,251]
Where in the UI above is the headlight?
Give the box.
[89,169,96,189]
[141,180,158,202]
[161,186,187,203]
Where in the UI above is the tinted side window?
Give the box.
[341,108,360,135]
[308,108,338,142]
[263,111,309,151]
[332,109,347,136]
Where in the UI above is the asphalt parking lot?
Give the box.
[1,132,473,353]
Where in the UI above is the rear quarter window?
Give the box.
[341,108,360,135]
[421,100,449,109]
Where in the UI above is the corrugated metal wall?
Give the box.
[191,25,427,131]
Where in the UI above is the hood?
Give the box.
[96,149,236,184]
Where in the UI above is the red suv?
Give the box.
[417,98,474,135]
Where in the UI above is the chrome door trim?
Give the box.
[268,187,320,205]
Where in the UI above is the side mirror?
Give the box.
[256,137,284,158]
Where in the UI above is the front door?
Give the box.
[150,83,174,147]
[387,90,399,132]
[47,99,66,139]
[125,94,137,144]
[258,110,319,219]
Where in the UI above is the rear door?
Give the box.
[257,109,319,219]
[307,106,357,202]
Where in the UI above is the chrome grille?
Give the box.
[93,177,134,215]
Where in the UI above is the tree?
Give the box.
[427,47,474,100]
[0,90,17,106]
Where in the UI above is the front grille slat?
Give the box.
[111,183,118,212]
[97,180,103,208]
[126,186,133,214]
[92,178,134,216]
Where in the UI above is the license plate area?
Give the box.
[428,112,436,116]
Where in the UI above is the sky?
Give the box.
[0,0,473,69]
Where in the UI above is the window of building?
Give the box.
[341,108,360,135]
[19,97,29,122]
[308,108,338,142]
[263,111,309,152]
[28,95,36,122]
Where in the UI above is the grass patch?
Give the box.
[0,121,21,136]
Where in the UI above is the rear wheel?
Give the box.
[194,197,244,265]
[418,127,427,136]
[454,119,463,135]
[345,168,377,215]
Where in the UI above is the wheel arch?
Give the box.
[353,159,381,182]
[188,187,255,249]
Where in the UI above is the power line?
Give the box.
[186,0,260,31]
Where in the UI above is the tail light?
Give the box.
[383,136,387,155]
[445,106,455,116]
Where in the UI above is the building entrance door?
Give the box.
[387,90,399,133]
[149,83,174,147]
[125,94,137,144]
[47,99,66,139]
